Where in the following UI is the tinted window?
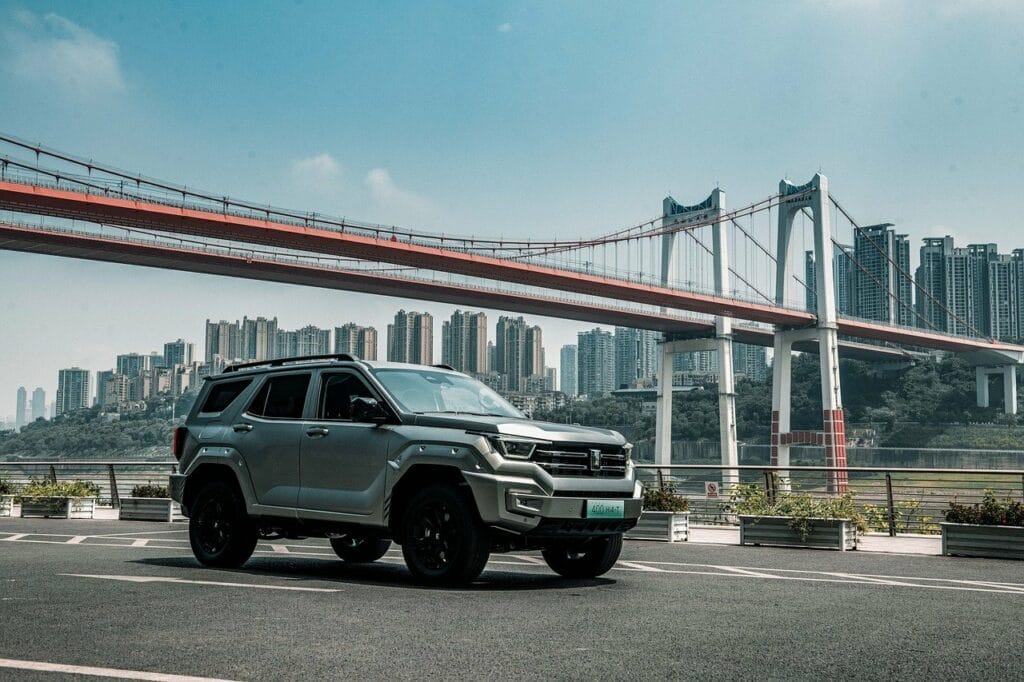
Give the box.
[200,379,252,413]
[246,374,310,420]
[319,373,375,420]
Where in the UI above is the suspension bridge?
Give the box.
[1,133,1021,492]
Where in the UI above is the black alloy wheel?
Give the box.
[400,484,490,586]
[329,534,392,563]
[188,480,258,568]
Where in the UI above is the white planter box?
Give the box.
[739,515,857,551]
[625,511,690,542]
[118,497,185,522]
[19,497,96,519]
[0,495,14,517]
[941,522,1024,560]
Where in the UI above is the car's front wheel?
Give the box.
[329,534,392,563]
[188,480,258,568]
[541,534,623,579]
[400,484,490,586]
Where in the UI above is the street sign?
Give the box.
[704,481,720,498]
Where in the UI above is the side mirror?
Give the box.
[351,396,389,424]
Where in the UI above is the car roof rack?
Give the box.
[432,364,456,371]
[223,353,358,373]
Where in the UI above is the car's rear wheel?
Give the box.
[400,484,490,586]
[330,534,392,563]
[188,480,258,568]
[541,534,623,579]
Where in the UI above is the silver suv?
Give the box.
[170,354,641,585]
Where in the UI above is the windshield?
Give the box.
[373,368,524,418]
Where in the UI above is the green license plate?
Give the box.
[586,500,625,519]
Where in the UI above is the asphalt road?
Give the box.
[1,518,1022,681]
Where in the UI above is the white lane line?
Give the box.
[90,529,189,538]
[506,554,547,565]
[269,544,290,553]
[61,574,340,593]
[820,572,923,587]
[66,535,88,544]
[0,533,28,541]
[617,561,667,572]
[715,565,784,579]
[0,657,236,681]
[132,539,149,547]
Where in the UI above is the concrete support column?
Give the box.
[1004,366,1017,415]
[976,367,990,408]
[655,341,674,467]
[770,333,793,490]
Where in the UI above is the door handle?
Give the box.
[306,426,329,437]
[232,423,253,433]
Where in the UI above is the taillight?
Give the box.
[172,426,188,460]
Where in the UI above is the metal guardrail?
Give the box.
[636,464,1024,535]
[0,462,177,507]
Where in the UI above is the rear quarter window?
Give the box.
[199,379,253,414]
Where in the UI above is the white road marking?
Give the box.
[61,574,340,593]
[131,539,149,547]
[715,565,784,579]
[0,657,236,681]
[506,554,547,565]
[0,533,28,541]
[66,535,88,544]
[617,561,667,572]
[269,544,290,553]
[91,529,189,538]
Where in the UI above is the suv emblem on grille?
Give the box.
[589,449,602,470]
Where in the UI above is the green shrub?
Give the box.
[641,482,689,512]
[728,482,868,541]
[0,478,14,495]
[131,482,169,498]
[945,493,1024,526]
[17,479,100,500]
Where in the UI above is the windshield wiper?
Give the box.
[419,410,507,417]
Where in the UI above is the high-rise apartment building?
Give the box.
[162,339,195,368]
[853,224,913,326]
[988,253,1020,341]
[387,310,433,364]
[441,310,488,374]
[241,317,278,361]
[31,387,45,422]
[804,245,855,316]
[95,370,115,407]
[15,387,27,430]
[614,328,658,390]
[116,353,150,378]
[916,237,1003,338]
[102,373,132,408]
[577,328,615,398]
[56,368,91,416]
[335,323,378,360]
[560,345,578,397]
[495,316,544,392]
[733,343,768,382]
[205,319,241,366]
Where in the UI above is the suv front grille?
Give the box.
[532,445,628,478]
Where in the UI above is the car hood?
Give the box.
[409,413,626,446]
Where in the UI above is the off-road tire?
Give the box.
[188,479,258,568]
[330,534,392,563]
[541,534,623,579]
[400,484,490,586]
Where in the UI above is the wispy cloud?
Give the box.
[497,22,513,33]
[289,153,344,194]
[3,11,126,96]
[365,168,431,215]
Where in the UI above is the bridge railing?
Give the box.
[0,461,177,507]
[635,464,1024,535]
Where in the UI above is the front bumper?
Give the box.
[462,471,642,535]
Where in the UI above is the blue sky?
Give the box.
[1,1,1023,418]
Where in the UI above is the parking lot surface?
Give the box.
[1,518,1022,680]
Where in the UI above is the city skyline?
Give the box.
[3,3,1024,418]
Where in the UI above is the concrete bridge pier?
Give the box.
[773,174,848,494]
[976,365,1018,415]
[655,188,738,488]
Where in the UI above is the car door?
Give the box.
[233,371,311,510]
[298,369,392,517]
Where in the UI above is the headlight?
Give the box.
[486,435,550,460]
